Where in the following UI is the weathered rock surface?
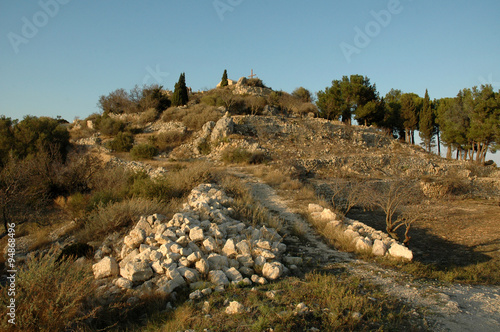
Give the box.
[93,256,119,279]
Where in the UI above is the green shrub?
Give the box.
[152,131,188,153]
[108,131,134,152]
[88,190,120,210]
[245,78,267,88]
[161,104,223,131]
[222,148,269,164]
[138,108,159,124]
[130,144,158,160]
[200,93,224,107]
[10,115,70,162]
[66,192,90,219]
[97,116,125,136]
[222,148,253,164]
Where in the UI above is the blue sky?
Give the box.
[1,0,499,122]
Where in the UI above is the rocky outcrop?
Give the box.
[92,184,300,300]
[308,204,413,260]
[211,116,234,142]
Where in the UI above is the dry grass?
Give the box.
[144,272,421,331]
[79,197,174,242]
[161,104,223,130]
[0,249,95,331]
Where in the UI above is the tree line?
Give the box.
[316,75,500,163]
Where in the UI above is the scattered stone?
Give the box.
[189,227,205,242]
[189,290,203,300]
[355,237,372,252]
[208,270,229,286]
[195,258,210,275]
[225,301,245,315]
[372,239,387,256]
[295,302,309,315]
[224,267,243,282]
[262,262,284,280]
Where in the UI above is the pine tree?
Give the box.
[220,69,228,87]
[171,73,189,106]
[419,89,435,152]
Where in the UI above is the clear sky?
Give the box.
[1,0,499,159]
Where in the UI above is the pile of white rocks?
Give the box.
[92,184,301,300]
[308,204,413,261]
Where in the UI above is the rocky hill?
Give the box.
[1,99,499,331]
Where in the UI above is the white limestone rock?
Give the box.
[308,203,324,213]
[93,256,119,279]
[388,243,413,260]
[372,239,387,256]
[189,227,204,242]
[262,262,284,280]
[224,267,243,282]
[222,238,238,258]
[225,301,245,315]
[208,270,229,286]
[120,260,153,282]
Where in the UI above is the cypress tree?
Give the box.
[220,69,229,87]
[172,73,189,106]
[419,89,435,152]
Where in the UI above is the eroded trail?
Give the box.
[228,168,500,332]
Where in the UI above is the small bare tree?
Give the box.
[247,96,267,115]
[367,179,423,243]
[330,179,370,215]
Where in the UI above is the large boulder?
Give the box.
[388,243,413,260]
[211,116,234,142]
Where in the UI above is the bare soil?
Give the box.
[348,199,500,268]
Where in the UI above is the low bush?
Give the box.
[221,148,253,164]
[138,108,159,125]
[222,148,269,165]
[152,130,189,153]
[161,104,222,131]
[97,116,125,136]
[0,249,95,331]
[130,143,158,160]
[245,78,267,88]
[108,131,134,152]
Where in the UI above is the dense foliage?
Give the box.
[317,75,500,162]
[98,84,171,115]
[220,69,229,87]
[171,73,189,106]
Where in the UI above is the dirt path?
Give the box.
[228,168,500,332]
